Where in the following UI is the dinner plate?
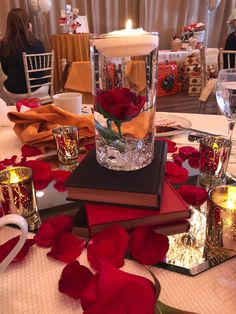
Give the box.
[155,113,192,137]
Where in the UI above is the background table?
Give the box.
[51,34,90,93]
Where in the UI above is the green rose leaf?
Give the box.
[94,119,126,152]
[155,301,198,314]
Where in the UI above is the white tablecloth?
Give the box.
[1,112,236,314]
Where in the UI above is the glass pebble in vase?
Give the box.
[90,28,159,171]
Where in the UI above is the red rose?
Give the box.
[94,88,146,121]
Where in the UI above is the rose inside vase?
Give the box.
[93,88,155,171]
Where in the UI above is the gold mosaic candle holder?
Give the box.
[198,136,231,187]
[206,185,236,253]
[52,126,79,165]
[0,166,41,231]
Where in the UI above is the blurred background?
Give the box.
[0,0,235,50]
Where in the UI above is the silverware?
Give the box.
[226,171,236,182]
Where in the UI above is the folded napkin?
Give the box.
[7,104,95,152]
[126,61,147,94]
[64,61,93,104]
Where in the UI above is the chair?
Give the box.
[219,48,236,70]
[22,51,54,104]
[61,60,93,104]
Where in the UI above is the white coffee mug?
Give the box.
[53,92,82,114]
[0,214,28,273]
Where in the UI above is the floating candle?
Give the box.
[93,19,159,57]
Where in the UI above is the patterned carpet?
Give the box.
[157,92,219,114]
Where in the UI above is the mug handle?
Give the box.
[0,214,28,273]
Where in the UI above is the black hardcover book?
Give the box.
[65,140,167,209]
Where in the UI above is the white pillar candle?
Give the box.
[93,20,159,57]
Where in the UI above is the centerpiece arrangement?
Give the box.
[58,4,80,34]
[90,20,159,171]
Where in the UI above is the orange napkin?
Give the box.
[126,61,147,94]
[7,104,95,152]
[122,108,155,139]
[65,61,92,93]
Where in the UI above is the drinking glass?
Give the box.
[216,68,236,139]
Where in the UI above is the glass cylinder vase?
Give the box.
[90,31,159,171]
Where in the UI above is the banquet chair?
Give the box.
[22,51,54,104]
[58,58,72,93]
[219,48,236,69]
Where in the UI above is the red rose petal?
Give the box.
[47,215,74,232]
[176,185,208,206]
[172,153,184,166]
[52,170,71,182]
[34,215,74,247]
[179,146,198,159]
[25,160,52,181]
[34,178,53,191]
[0,236,35,264]
[165,161,189,184]
[47,232,86,263]
[129,226,169,265]
[51,170,71,192]
[34,222,56,247]
[0,155,18,169]
[16,98,40,112]
[188,151,201,169]
[81,261,155,314]
[59,261,94,299]
[53,181,66,192]
[87,225,129,270]
[155,138,177,153]
[21,144,41,157]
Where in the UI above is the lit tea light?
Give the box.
[93,19,159,57]
[212,186,236,212]
[9,169,21,184]
[221,187,236,212]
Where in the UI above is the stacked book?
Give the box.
[65,141,190,237]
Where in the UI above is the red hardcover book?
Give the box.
[81,179,190,236]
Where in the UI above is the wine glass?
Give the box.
[216,68,236,140]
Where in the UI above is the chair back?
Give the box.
[219,48,236,70]
[22,51,54,104]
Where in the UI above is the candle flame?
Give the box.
[225,199,236,211]
[126,19,132,30]
[10,170,20,184]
